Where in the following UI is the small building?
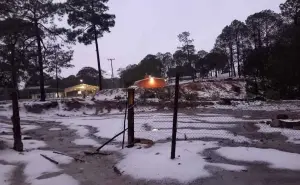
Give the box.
[22,86,64,99]
[64,84,99,98]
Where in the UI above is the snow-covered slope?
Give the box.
[94,79,247,101]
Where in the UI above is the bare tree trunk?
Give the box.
[265,23,269,47]
[236,38,241,78]
[254,70,259,95]
[34,20,46,101]
[56,62,59,98]
[294,15,298,26]
[10,46,23,152]
[228,57,231,77]
[93,24,103,90]
[229,45,236,77]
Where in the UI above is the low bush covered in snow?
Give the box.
[24,101,58,113]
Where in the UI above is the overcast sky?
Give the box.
[62,0,285,78]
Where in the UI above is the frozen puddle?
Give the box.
[117,141,245,183]
[216,147,300,170]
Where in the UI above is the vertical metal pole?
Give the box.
[171,73,180,159]
[127,88,135,147]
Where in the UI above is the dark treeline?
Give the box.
[0,0,115,100]
[25,66,118,90]
[119,0,300,99]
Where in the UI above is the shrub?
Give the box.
[218,98,232,105]
[265,90,280,100]
[183,92,198,101]
[140,91,156,99]
[114,95,123,100]
[24,101,58,113]
[232,85,241,94]
[211,92,220,101]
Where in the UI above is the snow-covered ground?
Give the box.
[0,150,78,185]
[117,141,245,183]
[257,123,300,144]
[214,101,300,111]
[94,88,127,101]
[0,121,79,185]
[216,147,300,170]
[1,101,300,184]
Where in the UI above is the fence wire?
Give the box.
[132,99,300,145]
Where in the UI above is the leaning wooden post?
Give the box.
[171,73,180,159]
[127,88,135,147]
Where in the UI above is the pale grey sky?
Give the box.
[62,0,285,77]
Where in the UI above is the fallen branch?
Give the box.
[84,151,111,156]
[53,151,85,162]
[40,154,59,165]
[96,128,128,152]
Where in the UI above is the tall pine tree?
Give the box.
[65,0,116,90]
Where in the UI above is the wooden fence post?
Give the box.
[127,88,135,147]
[171,73,180,159]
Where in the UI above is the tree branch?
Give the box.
[39,23,69,43]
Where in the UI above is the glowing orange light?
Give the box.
[133,75,167,89]
[149,76,155,85]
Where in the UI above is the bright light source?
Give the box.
[78,91,82,95]
[149,76,155,85]
[134,76,167,89]
[80,79,83,83]
[152,128,159,132]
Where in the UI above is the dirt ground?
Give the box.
[1,108,300,185]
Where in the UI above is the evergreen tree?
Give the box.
[280,0,300,25]
[0,17,35,151]
[229,20,249,77]
[45,44,74,97]
[65,0,116,90]
[177,32,196,80]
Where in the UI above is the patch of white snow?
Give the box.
[217,147,300,170]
